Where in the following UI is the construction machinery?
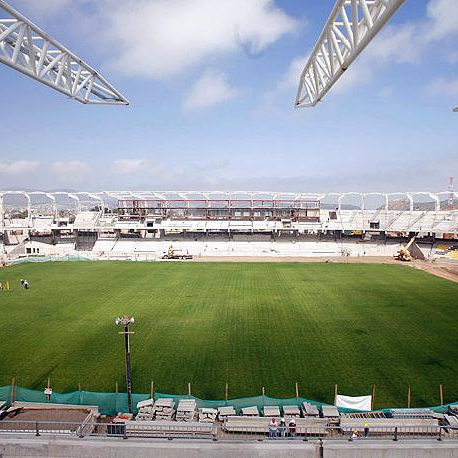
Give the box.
[395,236,416,262]
[162,245,193,260]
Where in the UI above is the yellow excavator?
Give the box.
[395,236,416,261]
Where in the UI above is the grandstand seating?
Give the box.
[73,211,101,229]
[1,191,457,262]
[88,239,404,260]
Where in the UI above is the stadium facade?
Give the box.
[1,190,457,261]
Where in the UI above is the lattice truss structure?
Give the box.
[0,0,128,105]
[295,0,405,108]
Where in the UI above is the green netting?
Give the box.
[2,385,456,417]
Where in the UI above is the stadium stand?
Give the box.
[1,190,457,262]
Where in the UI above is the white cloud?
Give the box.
[111,159,149,174]
[51,160,89,183]
[428,77,458,96]
[183,70,239,111]
[99,0,297,80]
[426,0,458,41]
[279,55,308,90]
[52,160,88,174]
[368,23,420,64]
[0,160,39,175]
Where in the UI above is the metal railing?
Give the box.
[0,421,457,442]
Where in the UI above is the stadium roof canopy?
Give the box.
[1,191,457,213]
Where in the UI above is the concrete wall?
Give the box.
[2,437,458,458]
[324,441,458,458]
[0,437,318,458]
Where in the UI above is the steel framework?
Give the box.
[1,190,457,215]
[295,0,405,108]
[2,190,458,236]
[0,0,128,105]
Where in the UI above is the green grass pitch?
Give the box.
[1,261,458,408]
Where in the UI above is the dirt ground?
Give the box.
[191,256,458,284]
[412,260,458,284]
[190,255,399,264]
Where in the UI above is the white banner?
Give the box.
[335,394,372,411]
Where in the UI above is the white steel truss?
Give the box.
[0,0,128,105]
[295,0,405,108]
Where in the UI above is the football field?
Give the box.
[1,261,458,408]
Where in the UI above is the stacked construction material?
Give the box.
[223,416,329,435]
[218,406,236,421]
[198,408,217,423]
[126,420,215,438]
[449,405,458,415]
[241,406,259,417]
[340,417,439,435]
[153,398,175,421]
[322,406,340,418]
[298,417,329,435]
[263,406,280,417]
[391,408,433,419]
[302,402,319,417]
[283,405,301,418]
[135,399,155,421]
[444,414,458,433]
[345,411,386,419]
[176,399,197,422]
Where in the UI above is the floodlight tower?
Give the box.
[115,315,135,414]
[0,0,129,105]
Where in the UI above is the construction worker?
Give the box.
[279,417,287,438]
[268,418,277,439]
[288,419,297,438]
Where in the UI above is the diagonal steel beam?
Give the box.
[295,0,405,108]
[0,0,129,105]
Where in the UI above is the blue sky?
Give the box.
[0,0,457,193]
